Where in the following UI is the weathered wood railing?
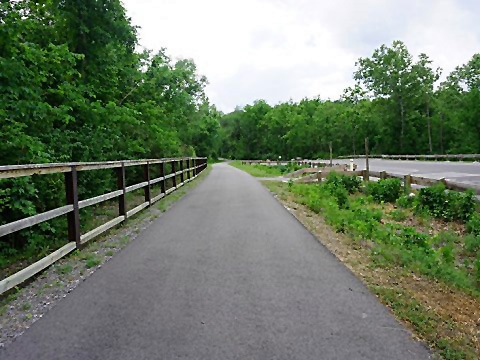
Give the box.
[296,169,480,195]
[0,157,208,294]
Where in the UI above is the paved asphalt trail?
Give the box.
[3,163,430,359]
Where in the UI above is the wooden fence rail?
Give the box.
[0,157,208,294]
[296,169,480,195]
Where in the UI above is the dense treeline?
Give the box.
[220,41,480,159]
[0,1,220,261]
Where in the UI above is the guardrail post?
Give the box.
[65,166,81,247]
[380,171,387,180]
[172,161,177,188]
[117,163,127,218]
[144,162,151,205]
[159,161,166,194]
[180,158,185,184]
[193,158,197,177]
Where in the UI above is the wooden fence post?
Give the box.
[117,163,127,217]
[362,169,368,182]
[180,158,185,184]
[172,161,177,188]
[144,162,151,205]
[404,174,411,193]
[159,161,166,194]
[380,171,387,180]
[65,166,81,247]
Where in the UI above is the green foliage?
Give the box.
[396,194,414,208]
[466,212,480,236]
[415,185,476,222]
[287,182,480,295]
[230,161,309,178]
[0,1,221,266]
[464,235,480,255]
[324,172,362,194]
[365,178,403,203]
[219,41,479,160]
[389,209,408,222]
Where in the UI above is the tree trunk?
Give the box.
[426,100,432,153]
[400,99,405,153]
[440,112,445,155]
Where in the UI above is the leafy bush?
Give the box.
[415,184,476,222]
[365,178,402,203]
[389,209,408,222]
[464,234,480,255]
[466,212,480,235]
[396,194,414,208]
[324,172,361,194]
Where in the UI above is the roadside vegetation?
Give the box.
[255,169,480,359]
[229,161,306,177]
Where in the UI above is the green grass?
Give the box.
[229,160,302,177]
[85,255,101,268]
[56,264,73,275]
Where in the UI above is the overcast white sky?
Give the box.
[122,0,480,113]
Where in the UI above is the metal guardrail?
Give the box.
[337,154,480,161]
[0,157,208,294]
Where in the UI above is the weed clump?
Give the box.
[415,184,476,222]
[365,178,402,203]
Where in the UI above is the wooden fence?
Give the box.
[0,157,208,294]
[297,169,480,195]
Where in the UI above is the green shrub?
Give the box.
[389,209,408,222]
[365,178,402,203]
[466,212,480,235]
[415,184,476,222]
[474,256,480,284]
[326,183,349,208]
[324,172,361,194]
[464,234,480,255]
[396,194,414,208]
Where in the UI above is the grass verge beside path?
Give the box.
[229,160,306,177]
[263,179,480,360]
[0,166,212,348]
